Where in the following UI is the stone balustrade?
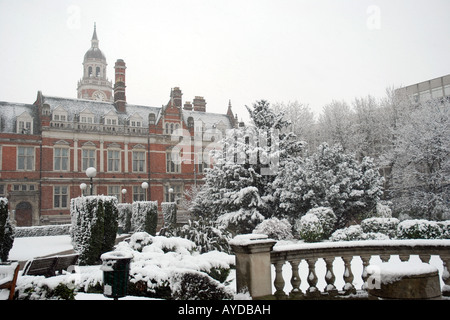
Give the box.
[230,235,450,300]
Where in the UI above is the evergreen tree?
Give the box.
[191,100,303,234]
[274,143,384,230]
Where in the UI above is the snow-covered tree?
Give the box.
[190,100,304,235]
[390,99,450,220]
[274,143,384,230]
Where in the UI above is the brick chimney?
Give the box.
[171,87,183,108]
[114,59,126,113]
[183,101,193,111]
[193,96,206,112]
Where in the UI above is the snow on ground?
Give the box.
[7,235,447,299]
[9,235,73,261]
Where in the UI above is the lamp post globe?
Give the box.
[141,182,149,201]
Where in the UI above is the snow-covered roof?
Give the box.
[42,95,160,127]
[0,101,36,133]
[0,94,234,133]
[182,110,233,130]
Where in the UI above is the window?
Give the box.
[164,185,182,204]
[54,186,68,208]
[133,151,145,172]
[108,150,121,172]
[82,149,96,171]
[108,186,121,200]
[133,186,145,202]
[18,121,32,134]
[54,148,69,171]
[17,147,34,170]
[166,150,180,173]
[0,185,5,196]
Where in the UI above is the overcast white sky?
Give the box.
[0,0,449,122]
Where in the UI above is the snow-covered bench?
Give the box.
[22,253,79,277]
[0,262,20,300]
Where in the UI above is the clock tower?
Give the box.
[77,23,113,101]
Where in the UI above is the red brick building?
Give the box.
[0,25,240,226]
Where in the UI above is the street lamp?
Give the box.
[121,188,127,203]
[141,182,149,201]
[168,187,174,203]
[80,183,87,196]
[86,167,97,195]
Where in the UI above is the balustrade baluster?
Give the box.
[289,259,303,299]
[305,258,320,298]
[380,254,390,262]
[419,254,431,263]
[324,257,338,296]
[360,254,371,290]
[273,260,287,299]
[399,254,410,262]
[342,256,356,295]
[441,255,450,297]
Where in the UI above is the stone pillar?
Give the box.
[229,234,276,299]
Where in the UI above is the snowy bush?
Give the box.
[295,213,324,242]
[361,217,399,239]
[131,201,158,235]
[15,277,76,300]
[70,196,119,265]
[14,224,71,238]
[253,217,293,240]
[0,197,15,262]
[330,225,364,242]
[117,203,132,234]
[217,207,265,235]
[397,219,443,239]
[438,221,450,239]
[306,207,337,238]
[170,270,233,300]
[114,232,235,299]
[167,217,232,254]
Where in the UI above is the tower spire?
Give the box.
[91,22,99,47]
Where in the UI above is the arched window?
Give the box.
[96,67,100,77]
[88,66,92,77]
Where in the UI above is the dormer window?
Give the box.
[16,111,33,134]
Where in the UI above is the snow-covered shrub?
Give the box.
[117,203,132,234]
[114,232,235,299]
[161,202,177,229]
[15,277,76,300]
[253,217,293,240]
[306,207,337,238]
[330,225,364,242]
[397,219,443,239]
[295,213,324,242]
[438,221,450,239]
[70,196,119,265]
[131,201,158,235]
[167,217,232,254]
[14,224,71,238]
[217,207,265,236]
[0,198,15,262]
[170,270,233,300]
[361,217,399,239]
